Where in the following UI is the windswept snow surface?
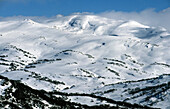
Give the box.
[0,14,170,108]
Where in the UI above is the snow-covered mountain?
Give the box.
[0,14,170,109]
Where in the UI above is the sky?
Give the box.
[0,0,169,17]
[0,0,169,31]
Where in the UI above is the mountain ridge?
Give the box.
[0,14,170,109]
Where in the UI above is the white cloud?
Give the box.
[98,8,170,32]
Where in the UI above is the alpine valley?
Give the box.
[0,14,170,109]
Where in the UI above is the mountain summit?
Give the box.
[0,14,170,109]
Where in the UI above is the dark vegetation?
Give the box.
[0,75,155,109]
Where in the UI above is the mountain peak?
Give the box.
[0,14,170,109]
[50,14,168,39]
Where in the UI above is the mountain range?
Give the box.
[0,14,170,109]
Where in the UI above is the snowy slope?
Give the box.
[0,14,170,108]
